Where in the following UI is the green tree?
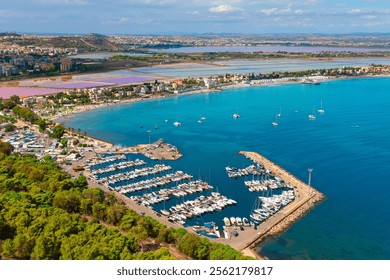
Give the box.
[74,175,87,189]
[52,125,65,139]
[3,100,16,110]
[60,139,68,147]
[10,95,21,104]
[0,141,14,155]
[52,190,81,213]
[5,124,15,132]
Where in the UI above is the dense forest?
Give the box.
[0,142,251,260]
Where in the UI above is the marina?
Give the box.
[62,77,390,259]
[81,146,324,258]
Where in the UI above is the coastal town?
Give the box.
[1,31,390,260]
[3,58,390,259]
[2,32,390,80]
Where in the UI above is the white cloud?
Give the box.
[258,7,307,16]
[120,0,178,4]
[363,15,377,20]
[258,8,278,16]
[39,0,88,5]
[209,4,240,13]
[103,17,129,25]
[347,8,361,14]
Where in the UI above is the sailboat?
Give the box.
[272,114,279,126]
[160,199,170,216]
[277,107,282,117]
[173,114,181,126]
[233,107,240,119]
[198,115,206,123]
[317,100,325,114]
[308,106,316,120]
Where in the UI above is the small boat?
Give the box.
[277,107,282,117]
[173,121,181,127]
[272,114,279,126]
[302,78,320,85]
[230,217,236,225]
[233,113,240,119]
[317,100,325,114]
[308,106,316,120]
[242,217,250,227]
[154,124,158,129]
[236,217,242,226]
[160,209,170,216]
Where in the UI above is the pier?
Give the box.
[219,151,325,258]
[129,139,182,160]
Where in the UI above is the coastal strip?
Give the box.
[237,151,325,257]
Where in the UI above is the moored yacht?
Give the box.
[309,106,316,120]
[272,113,279,126]
[317,100,325,113]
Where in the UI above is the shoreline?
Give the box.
[55,72,390,121]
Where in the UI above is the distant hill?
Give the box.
[0,32,21,37]
[0,33,120,51]
[81,33,119,50]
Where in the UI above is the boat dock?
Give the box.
[217,151,325,257]
[73,149,324,259]
[129,138,182,160]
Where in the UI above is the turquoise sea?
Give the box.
[61,77,390,259]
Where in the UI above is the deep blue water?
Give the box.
[61,77,390,259]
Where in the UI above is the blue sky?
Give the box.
[1,0,390,34]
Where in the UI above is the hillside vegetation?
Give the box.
[0,143,251,260]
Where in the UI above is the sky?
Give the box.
[1,0,390,35]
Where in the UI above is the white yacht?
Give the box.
[317,100,325,113]
[277,107,282,117]
[309,106,316,120]
[272,114,279,126]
